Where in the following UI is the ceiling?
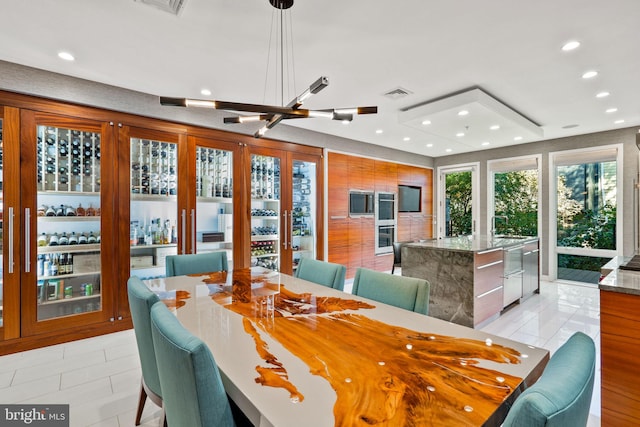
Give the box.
[1,0,639,157]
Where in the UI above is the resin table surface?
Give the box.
[144,267,549,427]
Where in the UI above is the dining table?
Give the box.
[143,267,549,427]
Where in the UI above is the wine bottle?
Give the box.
[49,232,59,246]
[58,232,69,245]
[68,231,78,245]
[38,232,48,246]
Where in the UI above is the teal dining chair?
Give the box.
[127,276,164,426]
[351,267,430,315]
[150,302,236,427]
[294,257,347,291]
[165,251,228,277]
[502,331,596,427]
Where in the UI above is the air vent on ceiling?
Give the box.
[383,87,413,100]
[134,0,187,15]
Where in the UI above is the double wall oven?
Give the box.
[375,192,397,254]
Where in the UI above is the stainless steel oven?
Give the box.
[375,192,396,254]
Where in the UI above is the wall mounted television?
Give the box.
[398,185,422,212]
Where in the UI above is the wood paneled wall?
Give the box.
[327,152,433,279]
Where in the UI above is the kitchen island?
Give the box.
[402,236,539,328]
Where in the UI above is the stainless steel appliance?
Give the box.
[503,244,524,306]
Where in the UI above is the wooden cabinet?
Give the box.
[473,248,504,326]
[0,90,324,354]
[247,146,323,275]
[600,290,640,425]
[327,152,432,279]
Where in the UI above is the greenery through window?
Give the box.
[494,169,538,236]
[445,171,472,237]
[556,161,616,250]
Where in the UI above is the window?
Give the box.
[550,145,622,284]
[489,156,540,237]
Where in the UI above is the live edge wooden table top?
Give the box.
[144,267,549,427]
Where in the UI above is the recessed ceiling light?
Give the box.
[514,136,523,141]
[375,129,383,134]
[426,143,433,148]
[481,142,490,146]
[596,91,610,98]
[445,148,452,153]
[58,51,75,61]
[562,40,581,51]
[605,108,618,113]
[421,120,431,126]
[582,70,598,79]
[403,137,411,141]
[458,110,469,116]
[200,89,212,96]
[341,120,350,125]
[614,119,625,124]
[456,132,465,137]
[490,125,500,130]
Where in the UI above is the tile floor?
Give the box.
[0,279,601,427]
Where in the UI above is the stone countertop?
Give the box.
[404,235,539,253]
[599,260,640,297]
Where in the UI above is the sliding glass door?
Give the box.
[438,164,479,238]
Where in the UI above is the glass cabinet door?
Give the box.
[35,125,103,321]
[291,159,317,272]
[250,153,281,271]
[195,145,233,263]
[129,136,179,278]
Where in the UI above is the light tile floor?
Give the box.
[0,279,601,427]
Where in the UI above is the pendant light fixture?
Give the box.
[160,0,377,138]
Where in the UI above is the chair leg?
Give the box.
[135,379,148,426]
[391,265,395,274]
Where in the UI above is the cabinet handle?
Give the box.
[523,251,532,256]
[8,207,14,274]
[191,209,196,254]
[507,245,524,252]
[476,285,503,299]
[477,248,502,255]
[330,215,347,220]
[290,210,294,251]
[477,260,503,270]
[181,209,186,255]
[282,210,288,250]
[24,208,31,273]
[532,249,539,253]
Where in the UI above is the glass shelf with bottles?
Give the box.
[37,196,101,250]
[131,138,177,199]
[37,126,101,194]
[37,273,101,320]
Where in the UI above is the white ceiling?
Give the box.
[1,0,639,157]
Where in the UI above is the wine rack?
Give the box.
[37,126,101,193]
[130,138,177,196]
[195,147,232,198]
[291,160,316,269]
[251,155,280,200]
[250,154,281,271]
